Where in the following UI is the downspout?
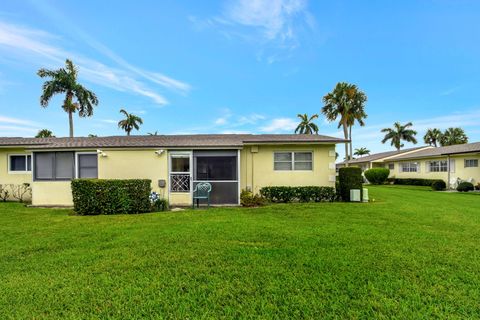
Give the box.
[447,155,451,189]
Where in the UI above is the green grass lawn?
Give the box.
[1,186,480,319]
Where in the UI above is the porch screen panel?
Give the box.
[193,150,238,204]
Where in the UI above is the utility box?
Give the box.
[158,179,166,188]
[363,188,369,202]
[350,189,361,202]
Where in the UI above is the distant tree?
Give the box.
[440,127,468,146]
[118,109,143,136]
[148,131,159,136]
[354,147,370,157]
[322,82,367,166]
[295,113,319,134]
[423,128,442,147]
[88,134,97,137]
[37,59,98,137]
[381,122,417,151]
[35,129,54,138]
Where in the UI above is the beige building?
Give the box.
[0,134,346,206]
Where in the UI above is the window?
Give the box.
[401,162,418,173]
[9,154,32,173]
[274,152,313,171]
[195,156,237,180]
[388,163,394,170]
[77,154,98,178]
[465,159,478,168]
[34,152,74,181]
[170,154,190,192]
[428,160,448,172]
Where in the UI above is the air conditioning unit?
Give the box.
[350,189,361,202]
[363,188,369,202]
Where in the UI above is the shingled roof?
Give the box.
[337,146,429,165]
[388,142,480,160]
[0,134,347,149]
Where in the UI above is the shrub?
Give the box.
[431,180,446,191]
[71,179,151,215]
[389,178,439,187]
[338,167,363,201]
[240,190,265,207]
[476,183,480,191]
[150,192,169,212]
[457,181,474,192]
[259,186,336,203]
[364,168,390,185]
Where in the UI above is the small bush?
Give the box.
[457,181,474,192]
[259,186,336,203]
[240,190,265,207]
[364,168,390,185]
[338,167,363,201]
[431,180,446,191]
[389,178,439,187]
[150,192,169,211]
[475,183,480,191]
[71,179,152,215]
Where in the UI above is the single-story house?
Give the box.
[338,143,480,187]
[336,146,431,171]
[0,134,346,206]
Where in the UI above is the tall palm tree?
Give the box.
[423,128,442,147]
[322,82,367,165]
[35,129,55,138]
[354,147,370,157]
[37,59,98,137]
[440,127,468,146]
[295,113,319,134]
[118,109,143,136]
[381,122,418,150]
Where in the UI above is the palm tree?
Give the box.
[35,129,55,138]
[37,59,98,137]
[295,113,319,134]
[322,82,367,166]
[354,147,370,157]
[148,131,159,136]
[118,109,143,136]
[440,127,468,146]
[381,122,418,150]
[88,134,97,137]
[423,128,442,147]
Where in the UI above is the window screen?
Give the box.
[465,159,478,168]
[274,152,313,171]
[34,152,74,180]
[78,154,98,178]
[195,156,237,180]
[274,152,292,170]
[171,156,190,172]
[9,155,29,171]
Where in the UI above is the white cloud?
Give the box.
[0,20,190,106]
[215,117,228,125]
[0,115,42,136]
[0,115,41,127]
[260,117,297,132]
[100,119,118,124]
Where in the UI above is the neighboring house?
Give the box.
[336,146,431,172]
[386,142,480,186]
[0,134,346,206]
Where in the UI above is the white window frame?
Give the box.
[75,152,99,179]
[401,162,419,173]
[8,154,32,174]
[464,159,478,168]
[273,151,313,171]
[429,160,448,172]
[169,151,192,193]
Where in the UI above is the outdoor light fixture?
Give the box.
[155,149,165,155]
[96,149,107,157]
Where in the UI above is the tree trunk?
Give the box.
[343,122,349,166]
[349,125,353,162]
[68,110,74,138]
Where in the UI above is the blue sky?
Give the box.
[1,0,480,157]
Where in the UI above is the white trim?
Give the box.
[168,151,193,196]
[237,149,241,205]
[75,152,98,179]
[7,153,32,174]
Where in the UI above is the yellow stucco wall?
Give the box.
[0,149,33,201]
[240,144,336,194]
[31,181,72,206]
[390,154,480,184]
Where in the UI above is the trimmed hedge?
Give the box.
[431,180,446,191]
[387,178,440,187]
[364,168,390,185]
[259,186,337,203]
[338,167,363,201]
[457,181,474,192]
[71,179,151,215]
